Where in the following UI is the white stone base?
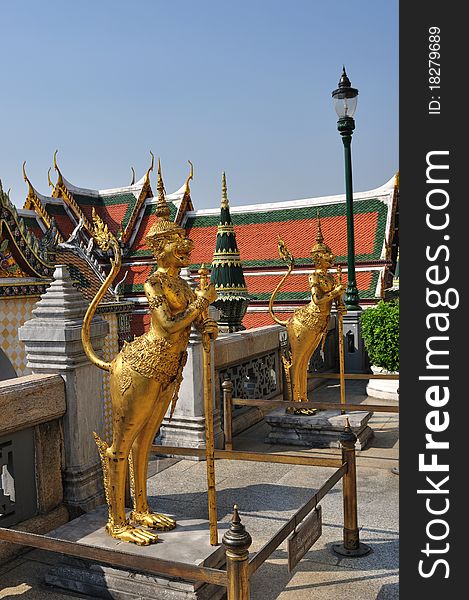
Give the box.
[366,367,399,401]
[45,506,226,600]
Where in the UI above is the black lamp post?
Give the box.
[332,67,360,310]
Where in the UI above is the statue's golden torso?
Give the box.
[157,272,196,313]
[117,272,196,389]
[289,269,336,339]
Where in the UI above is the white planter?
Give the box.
[366,366,399,401]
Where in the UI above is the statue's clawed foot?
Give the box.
[105,522,159,545]
[286,406,318,416]
[130,510,176,530]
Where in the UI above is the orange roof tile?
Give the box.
[188,213,378,268]
[242,312,291,329]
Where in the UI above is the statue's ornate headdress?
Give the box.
[145,159,185,250]
[311,210,334,264]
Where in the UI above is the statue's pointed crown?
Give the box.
[145,158,184,245]
[311,209,334,259]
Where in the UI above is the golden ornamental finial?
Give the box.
[185,160,194,193]
[92,207,113,252]
[22,161,35,197]
[221,172,229,208]
[47,167,55,189]
[53,149,64,187]
[145,151,155,185]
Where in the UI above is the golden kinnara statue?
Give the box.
[82,160,218,545]
[269,216,346,413]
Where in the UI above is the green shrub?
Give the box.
[360,300,399,372]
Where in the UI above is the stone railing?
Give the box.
[214,324,284,397]
[214,325,285,434]
[0,374,69,561]
[212,318,340,434]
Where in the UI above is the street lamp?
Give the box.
[332,66,360,310]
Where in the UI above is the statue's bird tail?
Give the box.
[269,237,294,326]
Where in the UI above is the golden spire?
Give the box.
[144,151,155,185]
[156,158,170,220]
[53,149,64,187]
[316,208,324,244]
[221,171,229,208]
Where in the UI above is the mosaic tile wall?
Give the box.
[0,297,119,443]
[0,297,37,377]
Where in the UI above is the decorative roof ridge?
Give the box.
[57,221,122,300]
[165,161,194,201]
[147,187,190,204]
[22,162,59,235]
[51,151,94,235]
[17,208,40,218]
[61,175,145,198]
[0,186,55,275]
[185,175,397,218]
[51,149,149,198]
[143,160,194,208]
[121,152,155,244]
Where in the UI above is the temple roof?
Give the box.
[1,181,116,302]
[0,184,55,281]
[3,156,398,332]
[185,176,396,269]
[122,174,398,337]
[48,152,154,244]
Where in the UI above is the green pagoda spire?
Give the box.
[210,172,250,332]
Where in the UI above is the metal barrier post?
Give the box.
[333,420,371,557]
[223,505,252,600]
[222,378,234,451]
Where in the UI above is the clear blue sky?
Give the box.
[0,0,398,209]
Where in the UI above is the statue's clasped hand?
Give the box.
[196,283,217,304]
[336,283,346,296]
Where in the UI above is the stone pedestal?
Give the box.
[342,310,368,373]
[44,506,226,600]
[158,300,224,457]
[18,265,109,514]
[265,408,374,450]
